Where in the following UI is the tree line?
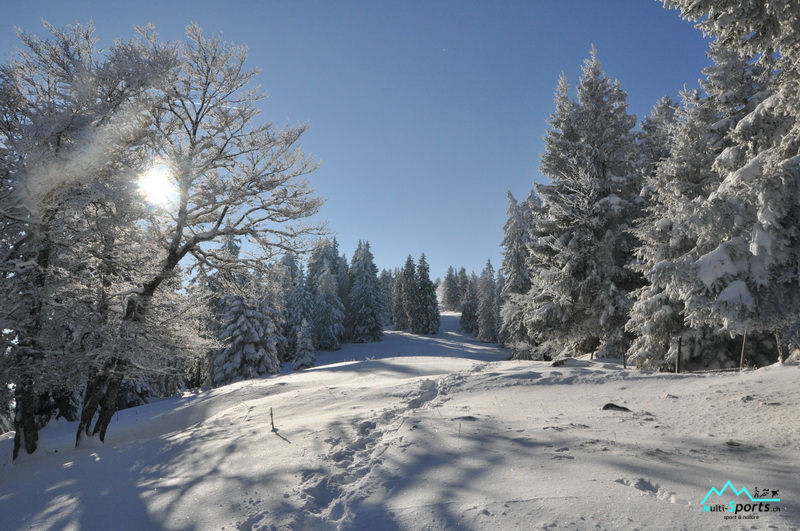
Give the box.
[498,2,800,370]
[439,262,503,344]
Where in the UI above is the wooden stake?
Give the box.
[739,330,748,371]
[676,336,682,374]
[270,407,276,431]
[775,331,785,363]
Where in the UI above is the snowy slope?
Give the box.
[1,314,798,530]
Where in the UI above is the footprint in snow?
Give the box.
[615,478,686,505]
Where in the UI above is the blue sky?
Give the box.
[0,1,711,280]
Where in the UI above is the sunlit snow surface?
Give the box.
[1,313,798,530]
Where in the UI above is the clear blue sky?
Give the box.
[0,1,710,280]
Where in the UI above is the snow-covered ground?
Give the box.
[1,313,798,530]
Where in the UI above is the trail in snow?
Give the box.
[309,312,510,367]
[1,315,799,530]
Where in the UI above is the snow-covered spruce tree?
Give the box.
[526,48,639,360]
[313,267,345,350]
[625,41,763,370]
[378,269,395,327]
[0,22,181,458]
[501,192,532,296]
[306,238,346,345]
[276,253,318,365]
[455,267,469,312]
[500,191,534,357]
[476,260,498,342]
[495,270,506,345]
[292,318,316,370]
[306,238,339,298]
[636,96,678,180]
[73,24,322,446]
[346,241,383,342]
[435,277,445,308]
[336,252,351,337]
[390,266,407,330]
[210,293,280,386]
[441,266,460,311]
[459,273,479,334]
[284,267,313,364]
[399,255,418,331]
[276,253,301,362]
[662,1,800,363]
[413,254,440,334]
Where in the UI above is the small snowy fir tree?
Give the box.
[292,318,316,370]
[413,254,440,334]
[460,273,479,334]
[277,253,302,362]
[455,267,469,312]
[441,266,461,311]
[306,239,339,299]
[476,260,498,342]
[378,269,395,327]
[495,270,506,345]
[313,267,345,350]
[346,241,383,342]
[400,255,419,331]
[500,191,538,357]
[392,266,409,330]
[284,269,313,364]
[211,296,280,386]
[336,253,351,338]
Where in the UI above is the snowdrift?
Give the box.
[1,317,798,530]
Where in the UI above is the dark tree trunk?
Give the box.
[12,214,54,460]
[12,382,39,459]
[75,367,106,446]
[73,204,192,446]
[92,368,124,442]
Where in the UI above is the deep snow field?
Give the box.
[1,313,799,530]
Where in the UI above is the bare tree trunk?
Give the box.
[676,336,682,374]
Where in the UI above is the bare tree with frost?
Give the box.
[0,22,179,458]
[74,24,322,446]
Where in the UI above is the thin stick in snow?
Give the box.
[740,330,748,371]
[270,407,276,432]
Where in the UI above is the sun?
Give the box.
[138,163,178,207]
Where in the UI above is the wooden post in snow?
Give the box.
[739,330,748,371]
[270,407,276,431]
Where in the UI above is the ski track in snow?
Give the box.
[1,313,799,530]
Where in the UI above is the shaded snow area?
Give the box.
[2,314,799,530]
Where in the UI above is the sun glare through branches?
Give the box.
[138,163,178,207]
